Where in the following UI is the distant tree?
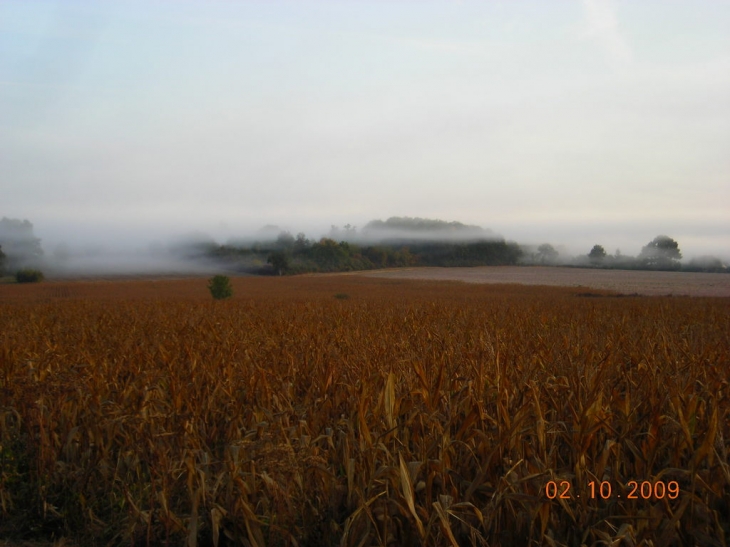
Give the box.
[537,243,559,264]
[328,225,343,241]
[294,232,310,251]
[207,275,233,300]
[685,255,727,273]
[0,217,43,269]
[639,235,682,269]
[364,216,482,233]
[0,245,5,275]
[311,238,348,270]
[276,231,295,249]
[362,216,488,241]
[268,251,289,275]
[343,224,357,239]
[363,246,388,268]
[588,244,607,263]
[327,224,357,241]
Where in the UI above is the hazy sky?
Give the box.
[2,0,729,258]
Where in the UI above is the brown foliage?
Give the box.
[1,276,728,545]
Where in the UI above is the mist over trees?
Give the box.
[360,216,497,242]
[593,236,723,272]
[204,217,521,275]
[638,235,682,269]
[201,221,730,276]
[0,217,44,271]
[3,215,727,278]
[684,255,728,273]
[536,244,559,265]
[588,245,607,264]
[518,235,727,273]
[583,236,686,271]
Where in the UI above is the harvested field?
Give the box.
[0,273,616,304]
[363,265,730,297]
[1,275,729,546]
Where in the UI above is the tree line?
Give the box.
[209,232,524,275]
[2,215,727,279]
[526,236,727,273]
[190,227,730,276]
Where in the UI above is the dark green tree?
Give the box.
[294,232,310,251]
[588,244,607,263]
[207,275,233,299]
[639,235,682,269]
[268,252,289,275]
[0,244,5,276]
[311,238,348,269]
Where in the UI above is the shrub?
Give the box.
[15,269,44,283]
[207,275,233,300]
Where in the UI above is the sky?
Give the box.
[1,0,729,259]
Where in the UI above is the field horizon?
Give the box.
[3,265,730,301]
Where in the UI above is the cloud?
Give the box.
[580,0,632,66]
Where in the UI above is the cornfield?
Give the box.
[0,276,728,546]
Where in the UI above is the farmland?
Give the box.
[364,266,730,297]
[1,275,729,546]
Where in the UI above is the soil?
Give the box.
[362,266,730,297]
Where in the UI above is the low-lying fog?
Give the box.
[44,247,225,277]
[5,214,720,279]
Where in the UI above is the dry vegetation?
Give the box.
[1,276,729,546]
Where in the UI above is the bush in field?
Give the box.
[15,268,44,283]
[207,275,233,300]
